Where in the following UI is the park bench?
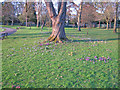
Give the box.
[0,32,8,40]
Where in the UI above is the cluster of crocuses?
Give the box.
[40,43,57,46]
[12,85,20,88]
[76,56,111,63]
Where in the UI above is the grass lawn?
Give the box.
[1,25,119,88]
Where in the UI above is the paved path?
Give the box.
[1,27,17,35]
[0,27,17,39]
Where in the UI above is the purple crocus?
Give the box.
[12,85,15,88]
[86,58,89,61]
[46,43,49,45]
[40,44,43,46]
[16,86,20,88]
[94,56,97,58]
[80,58,83,61]
[107,56,110,60]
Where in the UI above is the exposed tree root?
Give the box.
[47,34,69,43]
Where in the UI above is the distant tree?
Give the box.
[104,3,114,30]
[35,0,42,27]
[67,1,83,31]
[93,2,106,28]
[2,2,15,25]
[81,3,97,28]
[113,2,119,32]
[18,2,36,26]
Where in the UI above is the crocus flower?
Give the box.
[12,85,15,88]
[16,86,20,88]
[86,58,89,61]
[80,58,83,61]
[40,44,43,46]
[94,56,97,58]
[46,43,49,45]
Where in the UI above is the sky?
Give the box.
[0,0,119,3]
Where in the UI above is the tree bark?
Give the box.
[113,2,118,33]
[11,19,14,26]
[78,1,83,31]
[45,0,68,43]
[37,14,39,27]
[26,0,28,27]
[109,21,111,29]
[106,20,109,30]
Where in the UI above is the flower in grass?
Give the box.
[45,43,49,46]
[40,44,43,46]
[107,56,110,60]
[86,58,89,61]
[103,57,106,60]
[16,86,20,88]
[55,44,57,46]
[80,58,83,61]
[93,62,95,64]
[12,85,15,88]
[94,56,97,58]
[104,61,106,63]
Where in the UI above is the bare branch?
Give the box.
[44,0,57,20]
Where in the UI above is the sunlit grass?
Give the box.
[2,26,119,88]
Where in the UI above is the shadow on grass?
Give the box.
[9,32,51,39]
[72,38,120,42]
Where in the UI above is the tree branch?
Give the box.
[44,0,57,20]
[58,2,61,14]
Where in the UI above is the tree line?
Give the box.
[1,0,120,42]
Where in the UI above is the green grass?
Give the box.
[2,26,119,88]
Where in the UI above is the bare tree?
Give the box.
[81,3,97,28]
[18,2,36,25]
[2,2,15,25]
[77,1,83,31]
[104,3,114,30]
[113,2,119,32]
[35,0,42,27]
[68,1,83,31]
[44,0,68,43]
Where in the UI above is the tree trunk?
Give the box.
[37,14,39,27]
[45,1,68,43]
[106,21,109,30]
[77,1,83,31]
[26,0,28,27]
[113,16,117,32]
[99,20,100,28]
[113,2,118,33]
[11,19,13,26]
[109,21,111,29]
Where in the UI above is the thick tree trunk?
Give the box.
[48,19,67,42]
[45,1,68,43]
